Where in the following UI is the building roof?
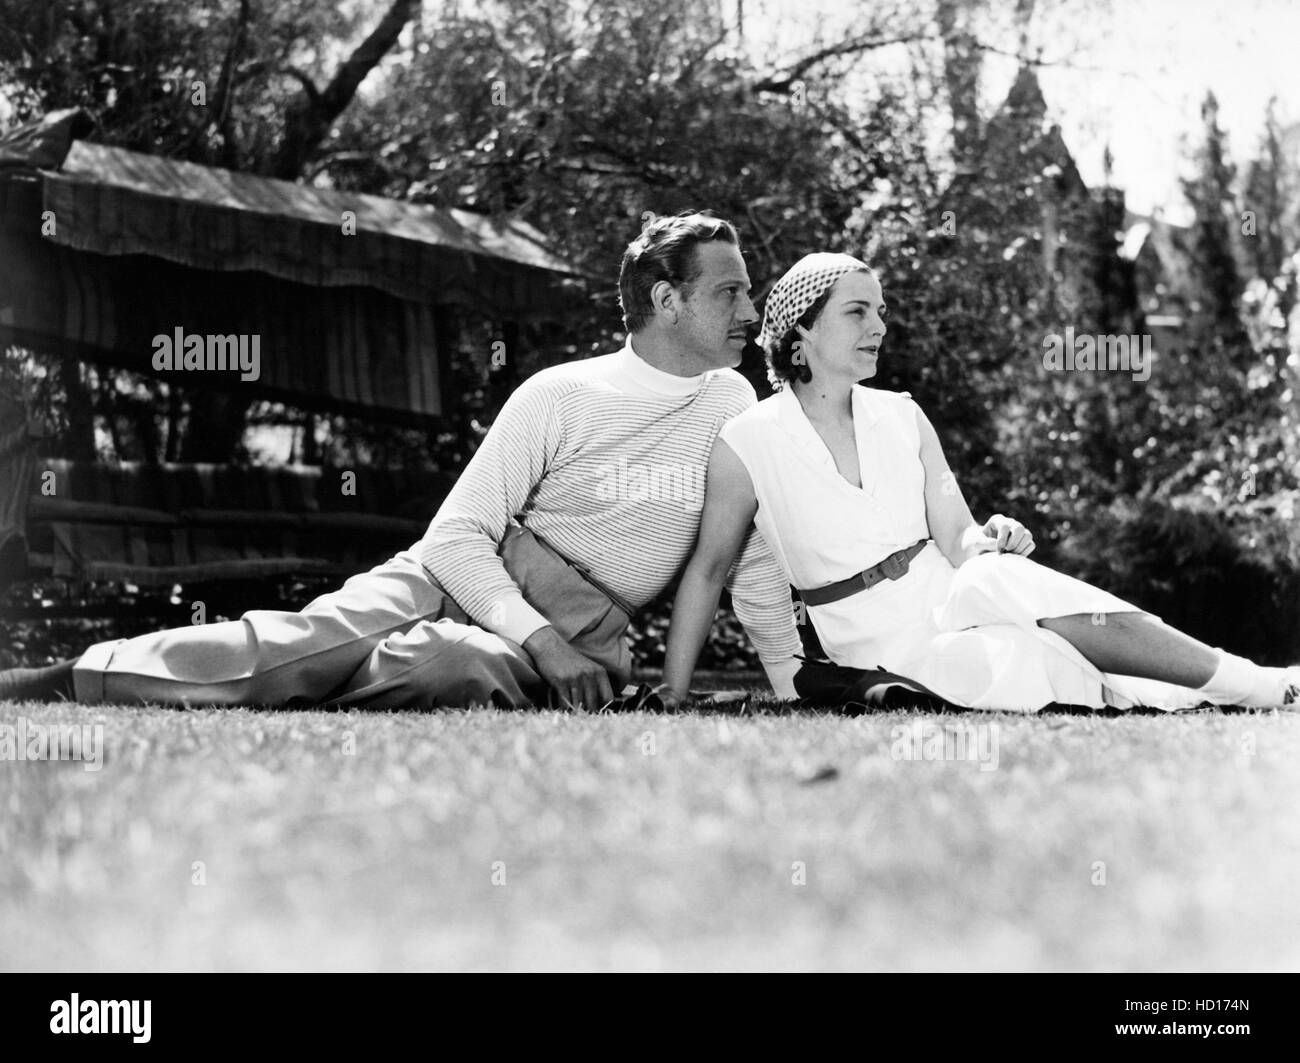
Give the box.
[2,108,579,315]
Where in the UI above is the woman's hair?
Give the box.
[763,267,871,389]
[618,211,739,333]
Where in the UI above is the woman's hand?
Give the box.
[651,683,685,711]
[976,514,1035,556]
[914,404,1036,565]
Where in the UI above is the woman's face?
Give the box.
[796,270,888,382]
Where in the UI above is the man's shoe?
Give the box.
[0,659,77,702]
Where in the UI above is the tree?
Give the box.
[320,0,925,405]
[0,0,417,462]
[1181,93,1250,356]
[1135,90,1277,500]
[1240,98,1297,289]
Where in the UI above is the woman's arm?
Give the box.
[661,438,760,703]
[915,404,1034,567]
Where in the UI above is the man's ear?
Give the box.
[649,279,679,323]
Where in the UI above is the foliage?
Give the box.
[2,0,1298,668]
[1055,494,1300,665]
[0,0,417,462]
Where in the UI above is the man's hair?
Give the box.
[618,211,740,332]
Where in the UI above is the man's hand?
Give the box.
[522,626,614,711]
[973,514,1035,556]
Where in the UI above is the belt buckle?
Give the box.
[880,549,909,580]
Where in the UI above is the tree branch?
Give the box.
[268,0,414,180]
[304,149,399,182]
[753,32,934,93]
[277,65,322,105]
[675,24,732,86]
[317,0,414,115]
[173,0,251,163]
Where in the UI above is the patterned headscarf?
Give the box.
[757,252,873,349]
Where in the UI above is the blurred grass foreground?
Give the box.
[2,698,1298,972]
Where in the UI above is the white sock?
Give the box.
[1198,651,1289,706]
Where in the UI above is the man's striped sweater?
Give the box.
[416,340,803,694]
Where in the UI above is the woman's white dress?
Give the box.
[718,385,1207,711]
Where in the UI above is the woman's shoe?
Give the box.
[793,657,947,709]
[1283,666,1300,708]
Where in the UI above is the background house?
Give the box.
[0,109,578,599]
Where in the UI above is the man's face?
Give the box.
[672,241,759,371]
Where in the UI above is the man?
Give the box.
[0,211,805,710]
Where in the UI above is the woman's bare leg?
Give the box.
[1037,612,1218,686]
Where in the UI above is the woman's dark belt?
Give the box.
[797,539,930,607]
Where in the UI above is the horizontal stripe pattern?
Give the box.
[417,349,803,663]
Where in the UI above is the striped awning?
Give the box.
[41,140,579,313]
[0,177,445,422]
[0,110,581,420]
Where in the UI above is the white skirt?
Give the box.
[807,543,1207,712]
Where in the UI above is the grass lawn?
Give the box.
[2,682,1298,972]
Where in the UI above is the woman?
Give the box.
[661,252,1299,712]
